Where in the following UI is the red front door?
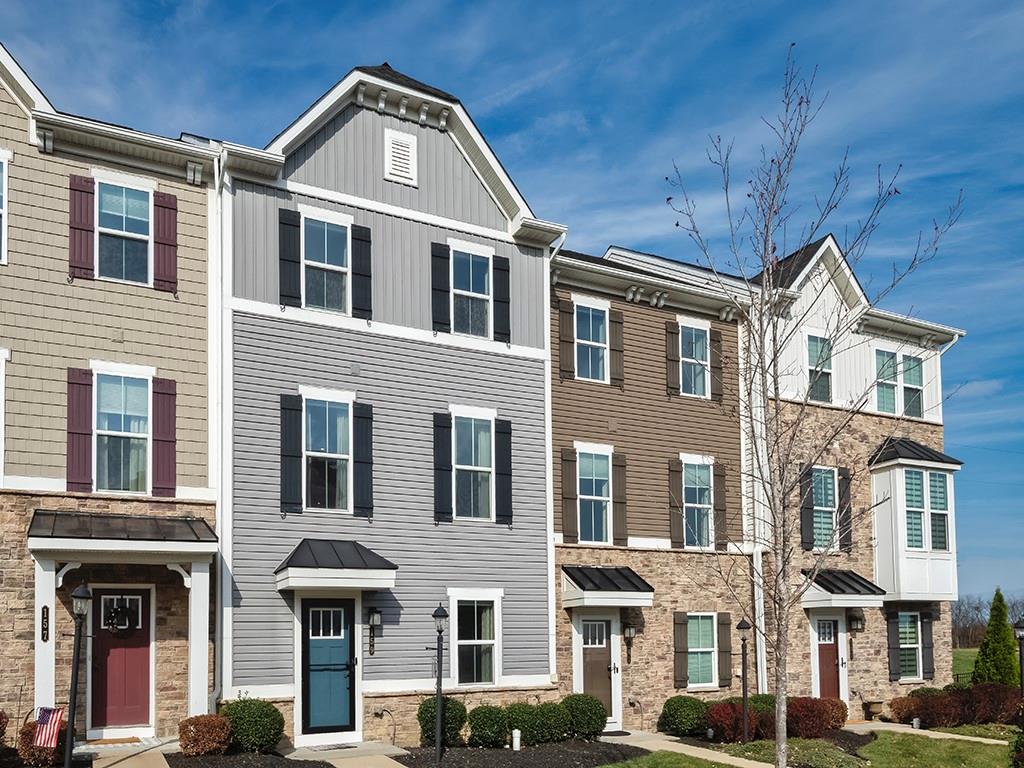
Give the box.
[816,619,840,700]
[92,590,151,728]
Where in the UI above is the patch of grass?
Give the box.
[934,722,1021,742]
[954,647,980,677]
[859,731,1008,767]
[721,738,861,768]
[598,752,729,768]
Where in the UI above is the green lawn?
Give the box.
[954,647,980,677]
[723,738,860,767]
[935,722,1020,742]
[599,752,726,768]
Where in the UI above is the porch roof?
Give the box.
[802,568,886,609]
[561,565,654,609]
[275,539,398,591]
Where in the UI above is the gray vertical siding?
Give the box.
[283,105,507,231]
[230,311,550,686]
[231,180,547,349]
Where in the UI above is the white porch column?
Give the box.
[187,560,211,716]
[33,557,56,710]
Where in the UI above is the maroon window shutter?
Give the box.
[66,368,93,492]
[153,192,178,294]
[69,176,95,280]
[152,378,177,497]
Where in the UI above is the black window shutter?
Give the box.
[495,419,513,525]
[558,300,575,380]
[610,309,625,388]
[714,463,728,551]
[838,466,853,552]
[669,459,684,548]
[351,225,373,320]
[673,612,689,688]
[800,464,814,551]
[710,328,724,401]
[353,402,374,518]
[666,321,681,395]
[921,611,935,680]
[612,453,627,546]
[886,610,901,681]
[717,612,733,688]
[431,243,451,332]
[493,255,511,343]
[561,447,579,543]
[433,412,453,522]
[280,394,303,514]
[279,209,302,308]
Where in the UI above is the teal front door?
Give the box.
[302,599,355,734]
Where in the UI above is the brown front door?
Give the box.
[816,619,840,700]
[92,590,151,728]
[582,620,612,718]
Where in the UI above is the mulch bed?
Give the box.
[166,753,332,768]
[823,728,875,755]
[394,740,649,768]
[0,747,92,768]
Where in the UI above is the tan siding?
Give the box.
[0,84,209,487]
[551,285,744,542]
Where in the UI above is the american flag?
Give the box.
[33,707,65,748]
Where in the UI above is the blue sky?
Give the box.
[3,1,1021,597]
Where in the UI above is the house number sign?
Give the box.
[41,606,49,642]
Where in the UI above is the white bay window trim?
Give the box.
[92,174,155,287]
[679,452,715,551]
[89,360,155,496]
[901,467,954,552]
[447,587,504,688]
[573,293,611,384]
[448,237,494,340]
[575,440,614,546]
[873,344,928,419]
[301,388,356,514]
[449,403,496,522]
[298,205,353,316]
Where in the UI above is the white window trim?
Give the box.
[298,205,354,316]
[805,329,833,404]
[576,442,614,546]
[680,453,715,551]
[383,128,418,187]
[0,148,10,266]
[687,612,719,690]
[927,471,952,552]
[898,611,923,682]
[450,406,496,522]
[811,465,839,553]
[90,361,155,497]
[0,347,8,485]
[874,345,926,418]
[447,587,504,688]
[448,238,494,341]
[301,390,356,514]
[902,468,953,553]
[93,178,155,288]
[573,295,611,385]
[874,347,899,415]
[677,314,712,400]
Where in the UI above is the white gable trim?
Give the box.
[0,43,54,113]
[790,234,868,309]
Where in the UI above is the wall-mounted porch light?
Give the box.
[367,607,382,655]
[623,623,637,663]
[847,608,866,633]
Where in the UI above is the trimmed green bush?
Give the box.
[467,705,508,748]
[974,588,1021,686]
[1012,729,1024,767]
[220,698,284,753]
[659,695,709,737]
[417,696,467,747]
[534,701,572,744]
[562,694,607,739]
[748,693,777,715]
[505,702,540,746]
[909,686,944,698]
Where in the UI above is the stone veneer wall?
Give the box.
[0,490,215,737]
[555,544,758,732]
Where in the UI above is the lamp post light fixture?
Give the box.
[431,604,449,768]
[64,584,92,768]
[623,623,637,664]
[1013,618,1024,699]
[736,617,752,743]
[367,608,382,656]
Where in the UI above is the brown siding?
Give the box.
[551,285,743,542]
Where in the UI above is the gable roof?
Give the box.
[0,41,54,113]
[869,437,962,468]
[804,569,887,596]
[354,62,459,104]
[754,235,831,289]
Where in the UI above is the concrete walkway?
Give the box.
[602,731,771,767]
[284,740,407,767]
[844,719,1008,745]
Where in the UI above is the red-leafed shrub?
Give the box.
[17,721,66,767]
[785,697,830,739]
[706,701,756,743]
[754,710,776,740]
[970,683,1020,724]
[821,698,848,730]
[889,696,920,724]
[916,693,960,728]
[179,714,231,756]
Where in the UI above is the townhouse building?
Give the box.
[215,64,565,747]
[0,45,219,739]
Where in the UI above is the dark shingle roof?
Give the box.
[562,565,654,593]
[805,569,886,596]
[275,539,398,574]
[753,235,831,288]
[28,510,216,542]
[354,63,459,104]
[869,437,962,467]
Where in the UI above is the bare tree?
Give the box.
[665,46,962,767]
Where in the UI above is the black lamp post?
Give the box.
[1013,619,1024,699]
[432,604,449,768]
[736,618,752,743]
[64,584,92,768]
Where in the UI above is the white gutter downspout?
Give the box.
[209,145,225,712]
[753,546,768,693]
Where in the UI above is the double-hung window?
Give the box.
[680,323,710,397]
[898,612,922,680]
[876,350,898,414]
[304,397,351,511]
[454,415,493,519]
[95,373,150,493]
[807,335,833,403]
[0,150,8,264]
[687,613,717,687]
[902,355,924,418]
[578,448,611,544]
[575,303,608,382]
[904,468,950,551]
[452,246,491,338]
[904,469,926,549]
[812,466,837,550]
[682,456,713,548]
[876,349,926,418]
[302,209,350,313]
[456,599,496,685]
[97,182,151,284]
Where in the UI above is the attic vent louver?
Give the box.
[384,128,418,187]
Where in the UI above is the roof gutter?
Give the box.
[33,110,219,160]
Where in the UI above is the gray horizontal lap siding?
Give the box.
[283,104,507,231]
[230,311,550,686]
[232,180,546,349]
